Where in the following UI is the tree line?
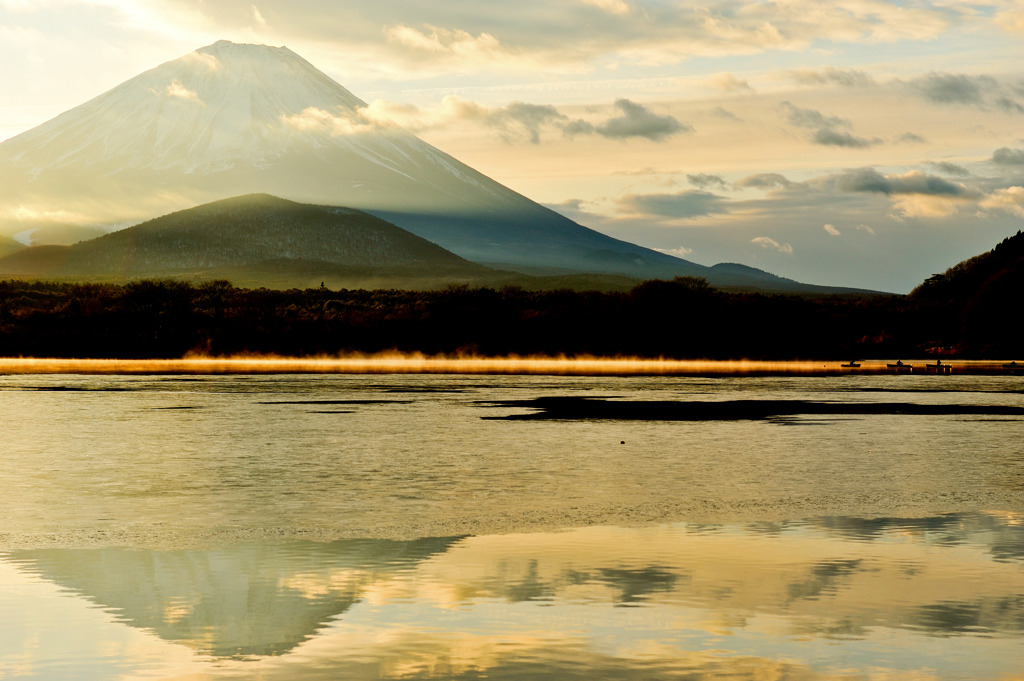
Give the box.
[2,275,1014,359]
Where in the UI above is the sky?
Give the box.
[1,0,1023,292]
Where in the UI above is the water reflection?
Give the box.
[3,513,1022,679]
[7,537,461,658]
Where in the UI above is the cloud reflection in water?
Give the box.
[2,513,1022,679]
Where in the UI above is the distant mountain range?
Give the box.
[0,193,877,292]
[1,229,1018,358]
[0,40,869,293]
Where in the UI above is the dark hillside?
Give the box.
[910,230,1023,355]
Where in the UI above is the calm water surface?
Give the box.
[1,373,1022,679]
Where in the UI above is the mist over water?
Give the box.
[1,371,1022,679]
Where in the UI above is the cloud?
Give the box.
[588,99,691,141]
[995,7,1024,34]
[167,0,959,77]
[182,51,221,72]
[992,147,1024,165]
[12,0,973,93]
[2,204,90,224]
[979,186,1024,217]
[778,101,879,147]
[780,101,850,129]
[813,128,881,148]
[687,173,728,190]
[281,106,376,136]
[908,72,1024,112]
[385,24,506,62]
[251,5,268,29]
[356,96,565,143]
[912,72,989,105]
[654,246,694,258]
[487,102,567,144]
[617,190,728,218]
[710,106,742,122]
[897,132,927,144]
[737,173,793,190]
[834,168,973,197]
[823,223,841,236]
[358,96,691,144]
[551,198,585,211]
[164,79,201,102]
[543,198,607,224]
[855,224,876,235]
[612,166,680,177]
[751,236,793,254]
[831,168,979,217]
[579,0,630,15]
[786,67,875,88]
[927,161,971,176]
[705,72,752,92]
[994,97,1024,114]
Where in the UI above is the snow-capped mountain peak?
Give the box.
[0,41,704,278]
[5,41,371,175]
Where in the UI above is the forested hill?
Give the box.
[909,230,1023,355]
[912,230,1024,303]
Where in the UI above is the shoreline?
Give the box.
[1,356,1022,376]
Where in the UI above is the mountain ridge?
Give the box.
[0,193,881,293]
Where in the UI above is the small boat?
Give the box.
[1002,361,1023,375]
[925,360,952,374]
[887,360,913,373]
[840,360,861,368]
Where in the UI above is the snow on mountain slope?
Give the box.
[4,42,366,174]
[0,41,704,277]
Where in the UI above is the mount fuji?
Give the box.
[0,41,845,290]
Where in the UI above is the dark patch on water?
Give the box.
[382,387,468,393]
[849,387,1024,395]
[306,410,355,414]
[19,386,135,392]
[771,417,850,426]
[152,406,203,410]
[480,396,1024,421]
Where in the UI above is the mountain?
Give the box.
[708,262,878,294]
[11,537,463,658]
[0,41,696,277]
[0,194,497,289]
[0,40,847,291]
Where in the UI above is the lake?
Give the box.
[1,370,1022,679]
